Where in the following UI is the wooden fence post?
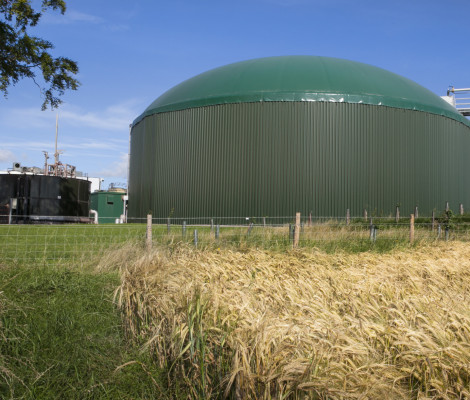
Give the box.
[410,214,415,244]
[446,201,449,212]
[363,209,368,222]
[460,203,464,215]
[346,209,350,225]
[294,212,301,248]
[308,211,312,227]
[395,206,400,223]
[146,214,152,250]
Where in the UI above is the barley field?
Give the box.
[108,242,470,399]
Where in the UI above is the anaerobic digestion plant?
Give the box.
[0,122,91,224]
[128,56,470,220]
[0,165,90,224]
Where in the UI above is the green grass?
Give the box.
[0,260,165,399]
[2,219,470,266]
[1,220,470,398]
[0,224,148,265]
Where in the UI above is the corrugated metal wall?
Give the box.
[128,102,470,220]
[0,174,90,219]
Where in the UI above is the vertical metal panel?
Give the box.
[128,102,470,220]
[0,174,90,220]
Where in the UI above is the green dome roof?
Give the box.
[134,56,469,126]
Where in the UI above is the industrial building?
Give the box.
[1,162,103,193]
[128,56,470,220]
[0,156,96,224]
[0,172,90,224]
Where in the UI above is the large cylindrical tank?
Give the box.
[0,174,91,223]
[128,56,470,220]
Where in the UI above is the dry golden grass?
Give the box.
[105,242,470,399]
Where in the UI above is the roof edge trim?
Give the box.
[132,94,470,127]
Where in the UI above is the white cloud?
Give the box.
[1,141,54,151]
[2,139,126,153]
[260,0,342,5]
[98,152,128,179]
[67,10,103,23]
[59,109,130,131]
[104,24,130,32]
[0,149,15,163]
[1,100,140,132]
[42,9,130,31]
[0,101,137,175]
[43,10,103,25]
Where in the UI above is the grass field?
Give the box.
[1,222,470,399]
[0,254,166,399]
[2,216,470,265]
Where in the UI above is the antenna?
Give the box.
[54,114,59,164]
[42,151,49,175]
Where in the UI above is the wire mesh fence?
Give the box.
[2,214,470,265]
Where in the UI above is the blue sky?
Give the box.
[1,0,469,189]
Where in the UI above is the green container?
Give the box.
[90,191,126,224]
[128,56,470,221]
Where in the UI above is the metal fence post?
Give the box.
[369,218,374,242]
[167,218,170,234]
[432,210,435,231]
[346,208,350,225]
[460,203,464,215]
[395,206,400,223]
[182,220,186,239]
[194,229,198,248]
[215,224,220,240]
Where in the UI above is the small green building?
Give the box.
[90,190,127,224]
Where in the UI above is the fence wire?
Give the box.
[2,215,470,265]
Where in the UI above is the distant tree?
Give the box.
[0,0,79,109]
